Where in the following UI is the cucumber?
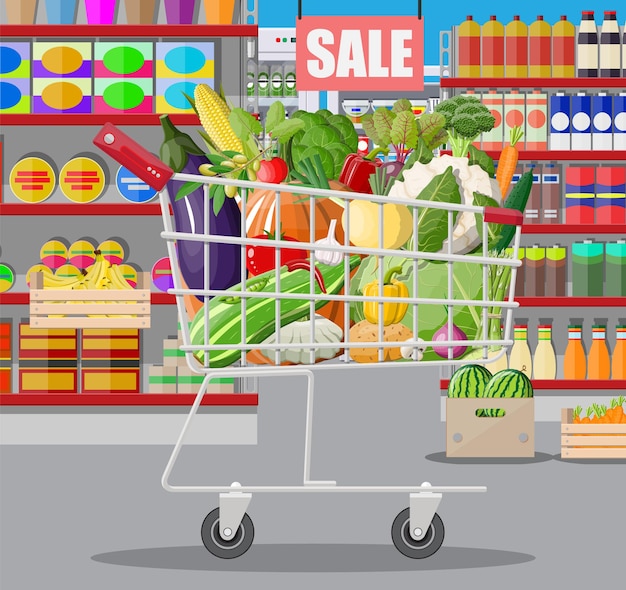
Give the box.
[494,171,533,252]
[189,256,362,367]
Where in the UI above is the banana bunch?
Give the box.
[42,251,136,318]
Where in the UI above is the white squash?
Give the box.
[259,315,343,364]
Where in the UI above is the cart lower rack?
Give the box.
[94,123,522,559]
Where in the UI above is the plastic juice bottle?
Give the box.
[458,15,481,77]
[612,325,626,379]
[577,11,598,78]
[529,16,552,77]
[509,325,532,378]
[505,16,528,78]
[563,325,587,379]
[599,10,621,77]
[533,325,557,379]
[552,15,576,77]
[481,16,504,78]
[588,325,610,379]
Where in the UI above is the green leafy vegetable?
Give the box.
[473,192,502,250]
[468,145,495,178]
[229,107,262,141]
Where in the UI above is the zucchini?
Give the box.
[189,256,362,367]
[494,171,533,252]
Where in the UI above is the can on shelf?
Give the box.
[595,167,626,225]
[565,166,595,224]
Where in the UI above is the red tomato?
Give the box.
[246,234,307,276]
[256,157,289,183]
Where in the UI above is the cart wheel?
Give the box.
[200,508,254,559]
[391,509,445,559]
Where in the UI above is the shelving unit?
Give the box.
[440,379,626,391]
[440,77,626,89]
[0,13,258,400]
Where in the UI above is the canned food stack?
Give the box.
[571,239,626,297]
[18,323,78,394]
[80,329,141,394]
[565,165,626,224]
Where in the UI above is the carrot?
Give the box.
[496,125,524,198]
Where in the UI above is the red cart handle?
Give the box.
[93,123,174,192]
[484,207,523,226]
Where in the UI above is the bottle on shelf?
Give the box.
[541,163,562,224]
[509,325,532,378]
[505,16,528,78]
[525,245,545,297]
[552,15,576,77]
[577,11,599,78]
[605,240,626,297]
[588,325,611,379]
[612,325,626,379]
[599,10,621,78]
[481,16,504,78]
[458,15,481,78]
[533,325,557,379]
[529,16,551,77]
[545,245,567,297]
[563,325,587,379]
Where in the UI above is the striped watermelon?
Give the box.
[447,364,493,398]
[483,369,534,399]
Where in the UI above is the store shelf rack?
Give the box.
[0,393,258,406]
[440,150,626,161]
[0,293,174,305]
[440,77,626,89]
[0,204,165,215]
[0,24,257,37]
[440,379,626,391]
[0,114,202,126]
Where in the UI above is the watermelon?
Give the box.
[447,364,493,398]
[483,369,534,399]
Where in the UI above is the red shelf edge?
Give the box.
[522,225,626,235]
[440,77,626,88]
[440,379,626,391]
[517,297,626,307]
[0,293,175,304]
[440,149,626,161]
[0,393,258,406]
[0,203,164,215]
[0,24,258,38]
[0,114,201,126]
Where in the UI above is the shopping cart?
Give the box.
[94,123,523,560]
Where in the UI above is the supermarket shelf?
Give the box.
[0,114,201,126]
[522,224,626,235]
[440,77,626,88]
[0,292,175,305]
[440,379,626,391]
[440,149,626,161]
[0,24,258,38]
[0,203,165,215]
[0,393,258,406]
[517,297,626,307]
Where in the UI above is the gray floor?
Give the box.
[1,367,624,589]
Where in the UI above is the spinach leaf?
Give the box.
[468,145,495,178]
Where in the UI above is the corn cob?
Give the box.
[194,83,243,153]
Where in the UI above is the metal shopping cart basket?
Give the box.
[94,123,523,560]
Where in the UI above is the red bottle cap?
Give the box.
[466,15,473,20]
[561,15,567,20]
[514,15,520,21]
[536,15,544,21]
[490,15,496,20]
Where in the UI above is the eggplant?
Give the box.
[160,116,242,301]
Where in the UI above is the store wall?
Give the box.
[259,1,619,66]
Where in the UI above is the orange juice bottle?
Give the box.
[563,325,586,379]
[611,325,626,379]
[588,325,610,379]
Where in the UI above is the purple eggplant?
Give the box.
[160,116,242,301]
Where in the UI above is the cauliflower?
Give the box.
[388,155,503,254]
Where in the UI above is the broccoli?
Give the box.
[434,95,496,158]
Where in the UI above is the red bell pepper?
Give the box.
[338,147,388,194]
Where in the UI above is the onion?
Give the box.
[432,321,468,359]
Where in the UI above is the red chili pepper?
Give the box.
[338,147,388,194]
[285,259,327,293]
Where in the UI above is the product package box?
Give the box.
[525,91,548,150]
[0,320,12,393]
[155,42,214,113]
[177,365,235,394]
[595,167,626,224]
[94,42,154,114]
[0,42,31,113]
[148,364,177,394]
[503,90,526,150]
[565,166,595,224]
[32,42,92,114]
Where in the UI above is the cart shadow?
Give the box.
[91,544,535,573]
[425,452,554,465]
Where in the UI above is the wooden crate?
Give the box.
[446,398,535,458]
[561,408,626,459]
[29,272,151,329]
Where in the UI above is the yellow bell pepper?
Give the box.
[363,266,409,326]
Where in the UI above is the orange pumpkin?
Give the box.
[243,180,348,245]
[243,181,356,332]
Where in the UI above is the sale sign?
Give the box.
[296,16,424,92]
